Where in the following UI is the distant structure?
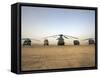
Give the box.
[73,40,80,45]
[44,39,49,46]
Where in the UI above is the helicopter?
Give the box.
[44,39,49,46]
[43,34,79,46]
[83,38,95,45]
[73,40,80,45]
[22,38,40,46]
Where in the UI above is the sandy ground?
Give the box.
[21,45,95,71]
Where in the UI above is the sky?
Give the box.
[21,6,95,45]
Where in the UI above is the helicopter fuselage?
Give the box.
[44,39,49,46]
[23,39,31,46]
[89,39,95,45]
[57,36,65,46]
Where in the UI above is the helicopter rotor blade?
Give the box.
[22,38,29,40]
[82,39,89,41]
[22,38,40,41]
[82,38,95,41]
[63,35,69,39]
[64,35,78,39]
[31,39,41,41]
